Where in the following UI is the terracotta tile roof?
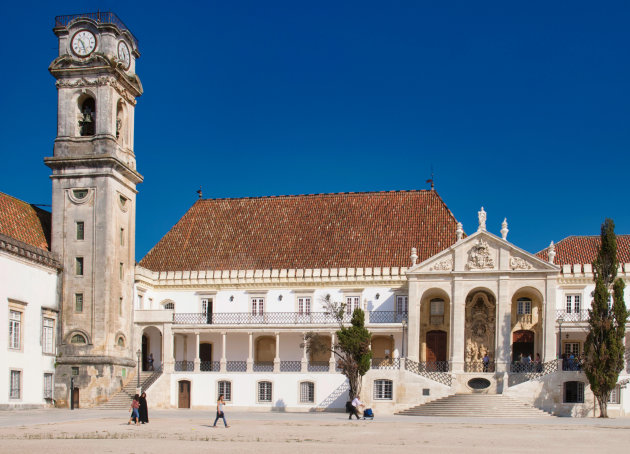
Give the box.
[0,192,51,251]
[536,235,630,265]
[139,190,459,271]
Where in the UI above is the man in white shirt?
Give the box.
[349,396,364,420]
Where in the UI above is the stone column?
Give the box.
[247,332,253,372]
[273,332,281,372]
[301,333,308,373]
[543,276,558,362]
[407,276,421,361]
[450,277,465,373]
[163,323,174,373]
[193,332,200,372]
[495,276,511,373]
[220,331,227,372]
[329,332,336,372]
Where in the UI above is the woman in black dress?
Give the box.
[138,392,149,424]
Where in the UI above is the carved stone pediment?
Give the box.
[510,256,534,270]
[466,238,495,270]
[429,257,453,271]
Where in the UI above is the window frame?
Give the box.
[76,221,85,240]
[373,379,393,400]
[75,257,84,276]
[298,297,311,315]
[563,381,585,403]
[566,294,581,314]
[9,310,22,350]
[43,372,54,400]
[9,370,21,400]
[345,296,360,315]
[251,297,265,316]
[396,295,408,314]
[70,333,87,345]
[299,381,315,404]
[608,385,621,405]
[257,380,273,403]
[42,317,55,355]
[517,298,532,315]
[218,380,232,402]
[75,293,84,312]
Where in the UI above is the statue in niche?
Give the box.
[464,292,496,369]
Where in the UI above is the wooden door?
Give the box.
[426,330,447,362]
[178,380,191,408]
[72,387,80,408]
[200,343,212,362]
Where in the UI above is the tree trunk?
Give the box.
[597,396,608,418]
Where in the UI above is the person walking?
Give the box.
[348,395,364,420]
[139,392,149,424]
[147,353,154,371]
[128,394,140,425]
[212,394,229,428]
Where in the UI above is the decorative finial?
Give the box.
[410,247,418,266]
[548,241,556,264]
[196,186,203,199]
[477,207,487,232]
[456,222,463,241]
[501,218,508,240]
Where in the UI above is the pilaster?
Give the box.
[450,276,465,372]
[495,275,511,372]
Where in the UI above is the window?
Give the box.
[117,336,125,347]
[163,302,175,310]
[9,370,21,399]
[218,380,232,401]
[374,379,393,400]
[71,333,87,344]
[566,295,580,313]
[396,296,408,314]
[564,381,585,403]
[252,298,264,316]
[75,293,83,312]
[9,310,21,349]
[564,343,580,356]
[430,299,445,325]
[201,298,212,315]
[608,385,621,405]
[75,257,84,276]
[119,263,124,280]
[346,296,360,315]
[79,97,95,136]
[517,298,532,315]
[119,297,123,316]
[43,373,53,399]
[298,297,311,315]
[300,381,315,403]
[120,228,124,246]
[258,381,272,402]
[138,295,143,309]
[76,221,84,240]
[42,318,55,354]
[73,189,88,199]
[71,367,79,376]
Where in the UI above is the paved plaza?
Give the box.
[0,409,629,453]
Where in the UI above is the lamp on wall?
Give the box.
[229,295,234,302]
[557,316,564,360]
[136,348,142,388]
[278,294,283,301]
[375,293,380,300]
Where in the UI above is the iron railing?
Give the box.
[226,361,247,372]
[556,310,589,322]
[510,359,560,376]
[405,359,452,386]
[174,360,194,372]
[561,357,584,371]
[253,362,274,372]
[371,357,401,370]
[200,361,220,372]
[54,12,139,48]
[308,361,330,372]
[173,310,408,325]
[464,361,496,373]
[280,361,302,372]
[141,366,163,392]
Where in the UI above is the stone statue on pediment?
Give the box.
[478,207,487,231]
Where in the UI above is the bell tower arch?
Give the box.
[45,12,143,407]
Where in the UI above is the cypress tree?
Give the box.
[583,219,627,418]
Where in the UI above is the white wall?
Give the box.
[0,252,59,407]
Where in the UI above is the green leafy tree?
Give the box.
[584,219,627,418]
[305,300,372,399]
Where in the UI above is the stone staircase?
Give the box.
[397,393,553,417]
[97,370,157,409]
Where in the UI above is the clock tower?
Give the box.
[46,13,143,407]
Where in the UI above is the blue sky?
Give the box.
[1,1,629,261]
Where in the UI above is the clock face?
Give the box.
[71,30,96,57]
[118,41,131,70]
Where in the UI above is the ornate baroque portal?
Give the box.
[464,291,496,372]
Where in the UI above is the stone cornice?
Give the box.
[0,233,62,270]
[135,265,408,290]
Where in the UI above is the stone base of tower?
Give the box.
[54,356,136,408]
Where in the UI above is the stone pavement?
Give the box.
[0,409,629,453]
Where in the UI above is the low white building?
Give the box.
[0,193,61,408]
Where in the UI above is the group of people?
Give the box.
[128,392,149,425]
[128,393,229,428]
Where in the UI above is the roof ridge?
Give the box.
[196,189,432,202]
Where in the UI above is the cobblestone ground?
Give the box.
[0,410,629,453]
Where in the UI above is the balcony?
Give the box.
[556,310,589,322]
[173,310,408,325]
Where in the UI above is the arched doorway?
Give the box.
[142,326,163,371]
[419,289,451,363]
[464,289,496,372]
[512,330,534,361]
[178,380,191,408]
